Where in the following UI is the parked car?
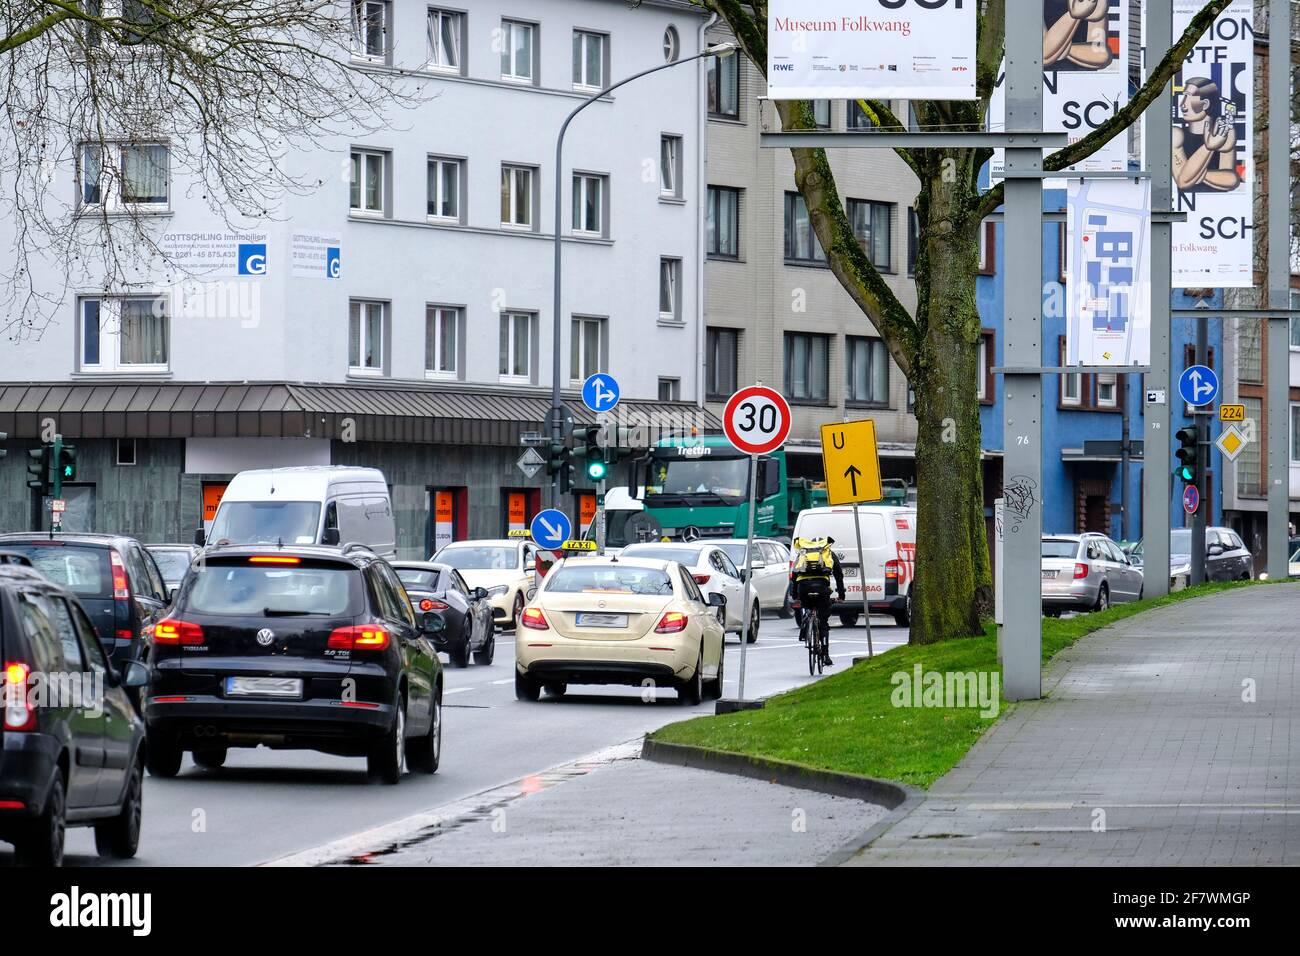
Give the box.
[1130,527,1255,588]
[433,538,537,632]
[0,533,170,672]
[616,541,755,641]
[0,561,148,865]
[1041,533,1144,615]
[146,543,199,594]
[392,560,495,668]
[791,505,917,627]
[144,544,443,784]
[1290,547,1300,578]
[514,557,726,704]
[199,466,396,558]
[714,539,794,618]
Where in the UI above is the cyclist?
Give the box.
[791,535,845,667]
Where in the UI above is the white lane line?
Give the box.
[491,678,514,685]
[444,687,476,695]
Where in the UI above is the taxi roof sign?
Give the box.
[507,529,532,538]
[561,539,597,552]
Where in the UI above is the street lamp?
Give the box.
[548,41,738,505]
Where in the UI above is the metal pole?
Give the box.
[1000,5,1044,701]
[1120,378,1131,540]
[736,452,758,700]
[1191,315,1208,584]
[595,478,606,554]
[1265,0,1291,580]
[1141,0,1173,598]
[851,503,873,658]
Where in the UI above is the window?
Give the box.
[660,135,682,199]
[116,438,137,466]
[1096,373,1117,407]
[1237,396,1263,496]
[663,26,680,63]
[813,100,832,128]
[977,331,995,403]
[848,199,892,270]
[350,149,386,215]
[349,300,385,374]
[426,157,461,222]
[500,20,535,82]
[1291,291,1300,350]
[1060,338,1081,406]
[500,164,535,229]
[499,311,534,382]
[847,101,873,130]
[977,221,996,275]
[79,143,169,210]
[352,0,388,61]
[1060,337,1125,410]
[79,296,169,372]
[908,208,919,275]
[784,192,825,263]
[426,8,462,73]
[846,336,888,405]
[1057,223,1067,283]
[707,186,740,258]
[1292,404,1300,464]
[658,378,680,401]
[706,328,738,400]
[707,50,739,118]
[784,332,830,403]
[659,257,681,322]
[572,30,607,90]
[570,316,604,383]
[572,173,606,237]
[425,306,460,378]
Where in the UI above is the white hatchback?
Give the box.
[617,542,757,642]
[714,539,794,618]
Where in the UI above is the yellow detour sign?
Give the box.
[820,419,883,505]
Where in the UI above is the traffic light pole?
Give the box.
[52,434,63,500]
[1191,319,1209,585]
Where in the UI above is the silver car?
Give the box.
[1041,533,1143,615]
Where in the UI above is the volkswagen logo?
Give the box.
[598,600,607,609]
[256,628,275,647]
[682,526,702,542]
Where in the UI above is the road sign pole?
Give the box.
[52,434,63,500]
[736,452,759,702]
[1266,0,1291,581]
[1192,315,1209,585]
[851,503,873,658]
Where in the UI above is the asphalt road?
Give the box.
[15,611,909,867]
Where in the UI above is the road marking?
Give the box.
[444,687,475,695]
[491,678,514,685]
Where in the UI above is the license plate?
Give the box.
[842,566,859,578]
[224,676,303,699]
[1042,570,1057,579]
[575,612,628,628]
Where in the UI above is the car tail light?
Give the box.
[418,598,450,612]
[110,550,131,601]
[328,626,390,650]
[0,800,26,809]
[654,611,689,634]
[1074,563,1089,579]
[520,607,549,630]
[884,560,901,581]
[153,619,205,646]
[692,574,711,585]
[2,662,35,731]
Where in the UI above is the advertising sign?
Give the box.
[1066,177,1152,365]
[1171,1,1254,288]
[434,490,455,553]
[160,232,269,276]
[290,232,342,279]
[766,0,977,101]
[989,1,1129,185]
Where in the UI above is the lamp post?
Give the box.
[549,41,737,506]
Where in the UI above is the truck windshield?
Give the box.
[209,501,321,546]
[644,456,749,504]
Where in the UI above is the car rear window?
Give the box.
[545,566,674,596]
[395,567,440,589]
[0,544,111,597]
[150,549,193,584]
[1041,540,1080,559]
[620,547,701,565]
[436,546,517,570]
[186,560,362,616]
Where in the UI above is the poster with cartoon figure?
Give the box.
[1171,0,1253,288]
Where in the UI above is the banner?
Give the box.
[990,1,1129,185]
[290,232,342,279]
[160,232,268,277]
[1171,0,1253,288]
[1066,178,1152,365]
[766,0,977,101]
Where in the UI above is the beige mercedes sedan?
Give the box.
[514,557,726,705]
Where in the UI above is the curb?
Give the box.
[640,737,924,866]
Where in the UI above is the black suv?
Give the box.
[0,533,171,673]
[0,563,148,866]
[145,545,444,784]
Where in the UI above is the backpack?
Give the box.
[792,536,834,576]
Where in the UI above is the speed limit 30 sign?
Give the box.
[723,385,792,455]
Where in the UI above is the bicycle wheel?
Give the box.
[804,617,817,676]
[814,621,825,675]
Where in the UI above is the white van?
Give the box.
[200,466,396,558]
[790,505,917,627]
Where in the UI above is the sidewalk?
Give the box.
[847,583,1300,865]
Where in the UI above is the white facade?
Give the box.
[1,0,709,404]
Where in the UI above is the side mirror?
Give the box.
[421,611,445,636]
[737,568,750,582]
[1207,543,1225,556]
[708,592,726,608]
[525,586,538,601]
[473,587,489,600]
[120,660,149,689]
[193,527,206,546]
[321,527,341,546]
[168,587,179,604]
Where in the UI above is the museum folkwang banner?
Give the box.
[766,0,977,100]
[1171,0,1254,288]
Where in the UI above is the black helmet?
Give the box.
[826,536,836,545]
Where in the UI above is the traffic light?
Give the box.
[571,424,607,482]
[26,445,50,496]
[57,442,77,482]
[545,438,573,495]
[1175,424,1200,485]
[0,431,7,459]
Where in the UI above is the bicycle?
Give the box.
[797,583,829,676]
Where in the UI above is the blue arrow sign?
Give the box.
[530,509,572,550]
[1178,364,1218,407]
[581,373,620,413]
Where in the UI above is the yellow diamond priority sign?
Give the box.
[820,419,883,506]
[1215,423,1248,463]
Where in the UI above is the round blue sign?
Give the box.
[1182,484,1200,515]
[1178,365,1218,407]
[581,373,620,414]
[530,509,572,550]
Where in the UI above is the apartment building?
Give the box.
[0,0,712,555]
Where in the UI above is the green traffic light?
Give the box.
[586,459,608,481]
